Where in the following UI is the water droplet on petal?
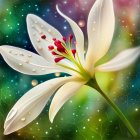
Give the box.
[19,63,23,66]
[37,39,41,42]
[28,54,32,57]
[21,117,26,122]
[32,69,36,72]
[19,52,24,56]
[48,29,51,33]
[9,50,12,53]
[7,108,18,121]
[37,46,43,50]
[55,72,61,77]
[41,25,44,28]
[92,28,95,31]
[25,60,29,63]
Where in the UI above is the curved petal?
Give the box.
[86,0,115,71]
[96,47,140,72]
[0,45,62,75]
[49,79,86,123]
[4,76,75,135]
[27,14,63,62]
[56,5,85,64]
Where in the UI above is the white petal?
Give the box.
[0,45,62,75]
[4,76,74,135]
[96,47,140,72]
[27,14,63,62]
[49,79,86,123]
[86,0,115,70]
[56,5,85,64]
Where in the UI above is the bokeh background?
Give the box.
[0,0,140,139]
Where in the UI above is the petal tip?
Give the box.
[49,111,54,123]
[26,14,36,23]
[3,126,11,135]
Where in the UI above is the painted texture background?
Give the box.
[0,0,140,139]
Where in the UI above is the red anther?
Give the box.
[52,51,57,55]
[72,49,76,57]
[54,40,61,45]
[57,45,65,52]
[54,57,64,63]
[52,38,56,41]
[48,45,54,50]
[41,35,46,39]
[69,34,73,41]
[54,40,65,52]
[62,37,66,42]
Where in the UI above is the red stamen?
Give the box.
[63,37,66,42]
[54,57,64,63]
[69,34,73,42]
[53,38,56,41]
[52,51,57,55]
[48,45,54,50]
[72,49,76,57]
[54,40,66,53]
[41,35,46,39]
[57,45,65,52]
[54,40,61,45]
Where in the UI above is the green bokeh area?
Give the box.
[0,0,140,140]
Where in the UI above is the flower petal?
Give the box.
[4,76,74,135]
[86,0,115,70]
[56,5,85,64]
[27,14,63,62]
[0,45,62,75]
[49,79,86,123]
[96,47,140,72]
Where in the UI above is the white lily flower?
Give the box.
[1,0,139,136]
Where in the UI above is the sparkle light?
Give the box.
[31,79,38,86]
[78,20,86,27]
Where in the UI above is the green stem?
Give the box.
[87,79,137,137]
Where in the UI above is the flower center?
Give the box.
[45,34,76,63]
[41,34,90,79]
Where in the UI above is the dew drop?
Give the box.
[19,63,23,66]
[19,52,24,56]
[92,28,95,31]
[21,117,26,122]
[41,68,45,71]
[48,29,51,33]
[9,50,12,53]
[32,69,36,72]
[39,31,43,34]
[55,72,61,77]
[41,25,44,28]
[7,108,18,121]
[37,39,40,42]
[28,54,32,57]
[25,60,29,63]
[37,46,43,50]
